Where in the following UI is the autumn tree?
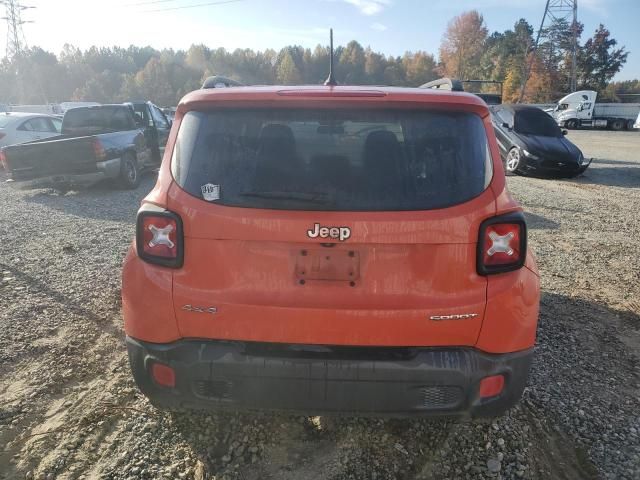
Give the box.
[402,51,437,86]
[439,10,488,80]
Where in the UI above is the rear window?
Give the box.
[171,109,492,211]
[514,109,561,137]
[62,107,135,135]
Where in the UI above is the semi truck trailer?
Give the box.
[548,90,640,131]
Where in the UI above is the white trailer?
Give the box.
[548,90,640,130]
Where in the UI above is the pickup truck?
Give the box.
[0,103,169,189]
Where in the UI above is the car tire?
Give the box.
[505,147,522,175]
[627,119,636,131]
[565,119,578,129]
[610,119,625,131]
[118,153,141,189]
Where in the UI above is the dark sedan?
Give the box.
[490,105,591,177]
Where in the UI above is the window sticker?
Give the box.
[201,183,220,201]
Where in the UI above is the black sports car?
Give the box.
[490,105,591,177]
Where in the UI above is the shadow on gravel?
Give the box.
[524,212,560,230]
[591,158,639,166]
[21,174,155,223]
[169,410,460,480]
[0,262,123,341]
[568,163,640,188]
[528,291,640,479]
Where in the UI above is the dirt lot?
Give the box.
[1,129,639,480]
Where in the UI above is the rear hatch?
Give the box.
[168,105,496,346]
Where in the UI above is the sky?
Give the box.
[3,0,639,80]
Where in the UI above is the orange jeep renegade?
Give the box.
[122,81,540,417]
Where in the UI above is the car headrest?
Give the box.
[362,130,401,179]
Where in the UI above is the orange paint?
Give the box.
[123,85,539,354]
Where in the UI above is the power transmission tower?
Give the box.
[1,0,34,102]
[518,0,578,103]
[1,0,33,59]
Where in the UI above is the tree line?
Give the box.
[0,10,633,107]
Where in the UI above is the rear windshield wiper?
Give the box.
[239,191,333,204]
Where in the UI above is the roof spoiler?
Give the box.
[419,78,464,92]
[202,76,245,89]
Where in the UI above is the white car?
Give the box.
[0,112,62,148]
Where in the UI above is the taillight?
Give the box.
[93,138,106,160]
[0,149,7,171]
[136,209,184,268]
[477,212,527,275]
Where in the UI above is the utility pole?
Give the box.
[518,0,578,103]
[1,0,34,102]
[1,0,33,59]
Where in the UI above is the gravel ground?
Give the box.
[1,129,639,480]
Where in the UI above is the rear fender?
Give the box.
[122,245,180,342]
[475,264,540,354]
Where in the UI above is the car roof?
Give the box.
[178,85,489,114]
[1,112,54,118]
[497,104,546,113]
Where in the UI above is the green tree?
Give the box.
[577,24,628,93]
[276,50,301,85]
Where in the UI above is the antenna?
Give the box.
[324,28,337,86]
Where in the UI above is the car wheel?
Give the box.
[627,119,636,131]
[118,153,140,189]
[610,119,625,131]
[505,147,521,175]
[565,119,578,129]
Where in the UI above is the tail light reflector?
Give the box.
[136,209,183,268]
[479,374,505,398]
[0,149,7,170]
[151,362,176,388]
[477,212,527,275]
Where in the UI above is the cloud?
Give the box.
[370,22,388,31]
[343,0,391,16]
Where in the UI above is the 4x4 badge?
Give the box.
[182,305,217,314]
[307,223,351,241]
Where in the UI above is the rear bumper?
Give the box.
[126,336,533,417]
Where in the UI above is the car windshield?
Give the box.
[171,109,492,211]
[514,109,561,137]
[0,115,15,128]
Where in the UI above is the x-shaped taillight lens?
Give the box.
[479,218,526,275]
[136,210,183,268]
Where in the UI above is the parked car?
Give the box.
[1,104,152,189]
[122,81,540,417]
[490,104,591,177]
[0,112,62,148]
